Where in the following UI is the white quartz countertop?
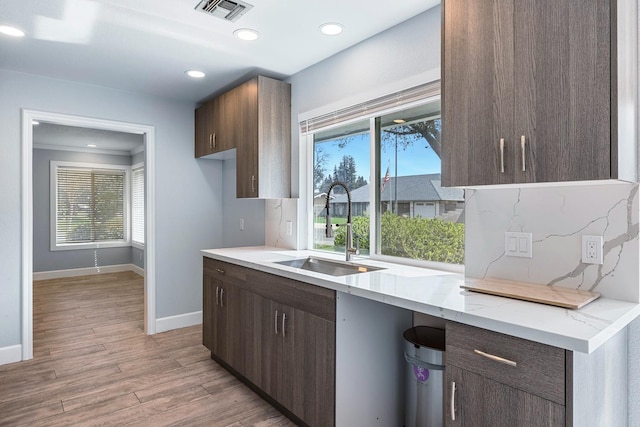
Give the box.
[201,246,640,354]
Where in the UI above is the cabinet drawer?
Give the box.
[203,257,247,287]
[446,322,565,405]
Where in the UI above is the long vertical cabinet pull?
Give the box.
[499,138,505,173]
[209,134,213,151]
[251,175,256,193]
[212,133,216,149]
[281,313,287,338]
[450,381,457,421]
[274,310,279,335]
[215,286,220,305]
[520,135,526,172]
[220,288,224,308]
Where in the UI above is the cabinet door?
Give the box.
[446,365,565,427]
[442,0,516,186]
[289,308,335,427]
[195,101,216,157]
[217,282,245,372]
[214,90,236,153]
[202,272,217,351]
[513,0,611,183]
[243,290,264,387]
[235,77,259,198]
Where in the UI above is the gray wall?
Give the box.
[221,157,266,247]
[32,149,133,272]
[0,68,224,348]
[284,7,442,245]
[132,247,144,269]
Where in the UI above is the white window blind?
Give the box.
[55,165,126,245]
[132,166,145,245]
[300,80,441,134]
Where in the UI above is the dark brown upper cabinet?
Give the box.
[195,75,291,199]
[442,0,616,186]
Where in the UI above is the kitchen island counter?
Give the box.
[202,246,640,354]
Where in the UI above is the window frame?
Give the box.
[50,161,131,251]
[131,163,145,249]
[304,92,464,273]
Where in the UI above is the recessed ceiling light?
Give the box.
[234,28,259,41]
[0,25,26,38]
[393,119,406,124]
[185,70,206,79]
[87,144,97,148]
[319,23,343,36]
[32,120,40,125]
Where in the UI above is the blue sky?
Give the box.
[315,132,441,184]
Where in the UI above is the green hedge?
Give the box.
[334,211,464,264]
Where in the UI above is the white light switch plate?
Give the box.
[505,232,532,258]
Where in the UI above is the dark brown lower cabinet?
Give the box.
[446,365,565,426]
[203,257,336,427]
[202,272,244,373]
[445,322,566,426]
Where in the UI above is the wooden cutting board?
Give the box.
[461,277,600,309]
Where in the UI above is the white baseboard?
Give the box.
[155,311,202,334]
[33,264,145,281]
[130,264,145,277]
[0,345,23,366]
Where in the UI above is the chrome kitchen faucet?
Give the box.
[325,181,359,262]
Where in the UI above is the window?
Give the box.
[312,119,371,253]
[51,161,130,250]
[305,83,465,268]
[131,165,145,246]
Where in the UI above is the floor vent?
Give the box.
[195,0,253,22]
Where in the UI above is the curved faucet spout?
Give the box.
[325,181,359,261]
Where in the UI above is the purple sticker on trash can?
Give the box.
[413,365,429,382]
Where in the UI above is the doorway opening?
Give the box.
[21,110,156,361]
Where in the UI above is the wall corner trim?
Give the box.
[155,311,203,334]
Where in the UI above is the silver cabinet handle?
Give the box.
[499,138,505,173]
[450,381,456,421]
[251,175,256,193]
[274,310,279,335]
[520,135,526,172]
[474,349,517,367]
[282,312,287,338]
[220,288,224,307]
[215,286,220,306]
[209,134,213,150]
[212,133,216,149]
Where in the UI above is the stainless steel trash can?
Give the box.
[404,326,445,427]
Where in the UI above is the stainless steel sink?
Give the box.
[273,256,385,277]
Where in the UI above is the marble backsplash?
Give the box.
[265,198,298,249]
[465,182,640,303]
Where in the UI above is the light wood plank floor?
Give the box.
[0,271,295,427]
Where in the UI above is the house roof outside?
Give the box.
[328,174,464,204]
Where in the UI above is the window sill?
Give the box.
[51,241,130,251]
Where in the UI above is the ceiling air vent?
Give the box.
[195,0,254,22]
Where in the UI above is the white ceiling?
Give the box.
[33,122,144,155]
[1,0,439,103]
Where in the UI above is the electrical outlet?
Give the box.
[286,220,293,236]
[582,235,603,264]
[239,218,245,231]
